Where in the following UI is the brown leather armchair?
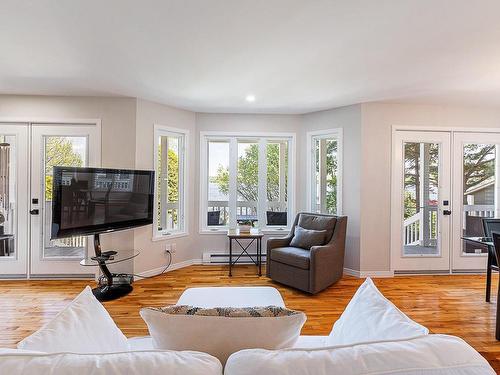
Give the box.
[266,212,347,294]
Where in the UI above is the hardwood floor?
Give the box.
[1,265,500,371]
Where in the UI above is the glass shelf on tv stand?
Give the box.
[80,249,140,266]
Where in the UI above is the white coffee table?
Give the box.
[177,286,286,308]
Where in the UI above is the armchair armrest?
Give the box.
[267,236,292,250]
[266,235,293,277]
[310,243,340,262]
[309,216,347,293]
[309,243,345,294]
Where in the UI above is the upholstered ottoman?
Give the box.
[177,286,286,308]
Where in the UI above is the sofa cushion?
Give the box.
[327,278,429,346]
[0,349,222,375]
[224,335,495,375]
[140,305,306,364]
[17,286,130,354]
[289,226,327,250]
[298,213,336,242]
[270,246,311,269]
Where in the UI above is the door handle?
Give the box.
[443,210,452,216]
[30,209,39,215]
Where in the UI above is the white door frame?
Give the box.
[451,132,500,271]
[391,130,452,272]
[0,123,29,277]
[30,123,101,276]
[0,118,101,279]
[391,125,500,274]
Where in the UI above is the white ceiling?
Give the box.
[1,0,500,114]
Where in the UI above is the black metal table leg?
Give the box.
[496,279,500,340]
[258,237,262,276]
[229,238,232,277]
[487,247,493,302]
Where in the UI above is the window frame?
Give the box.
[199,131,296,234]
[153,124,189,240]
[306,128,343,215]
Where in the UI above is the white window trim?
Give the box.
[306,128,343,215]
[153,124,189,240]
[199,131,296,234]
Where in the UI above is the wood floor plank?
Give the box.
[1,265,500,371]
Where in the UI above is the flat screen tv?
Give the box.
[51,167,154,239]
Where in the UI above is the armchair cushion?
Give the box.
[298,214,337,242]
[270,247,310,270]
[290,226,327,250]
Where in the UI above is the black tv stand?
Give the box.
[80,233,140,302]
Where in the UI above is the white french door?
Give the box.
[0,122,100,278]
[30,124,100,276]
[0,124,29,276]
[451,132,500,271]
[392,129,500,273]
[391,131,452,272]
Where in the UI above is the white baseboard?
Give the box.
[134,258,202,280]
[137,262,394,280]
[343,267,361,277]
[343,268,394,278]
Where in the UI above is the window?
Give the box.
[201,133,294,232]
[154,126,187,238]
[307,129,342,215]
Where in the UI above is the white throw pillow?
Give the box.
[140,305,306,364]
[17,286,129,353]
[0,349,222,375]
[225,335,495,375]
[327,278,428,346]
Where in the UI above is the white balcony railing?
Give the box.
[463,204,495,218]
[404,210,423,246]
[403,204,495,246]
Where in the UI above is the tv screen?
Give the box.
[51,167,154,239]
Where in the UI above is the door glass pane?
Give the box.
[266,141,288,227]
[403,142,440,256]
[312,136,338,214]
[207,140,230,226]
[237,141,258,225]
[0,136,16,259]
[43,136,87,258]
[462,143,496,255]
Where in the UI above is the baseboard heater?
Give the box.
[394,270,450,275]
[203,252,267,265]
[395,269,487,275]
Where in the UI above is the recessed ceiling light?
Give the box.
[245,94,256,102]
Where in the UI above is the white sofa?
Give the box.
[224,335,494,375]
[1,283,495,374]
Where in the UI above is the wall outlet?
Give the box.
[165,243,177,254]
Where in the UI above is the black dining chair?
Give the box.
[488,231,500,340]
[482,218,500,302]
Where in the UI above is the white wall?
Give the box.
[360,102,500,272]
[133,99,197,274]
[301,105,362,271]
[194,113,303,258]
[0,95,137,267]
[8,95,497,277]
